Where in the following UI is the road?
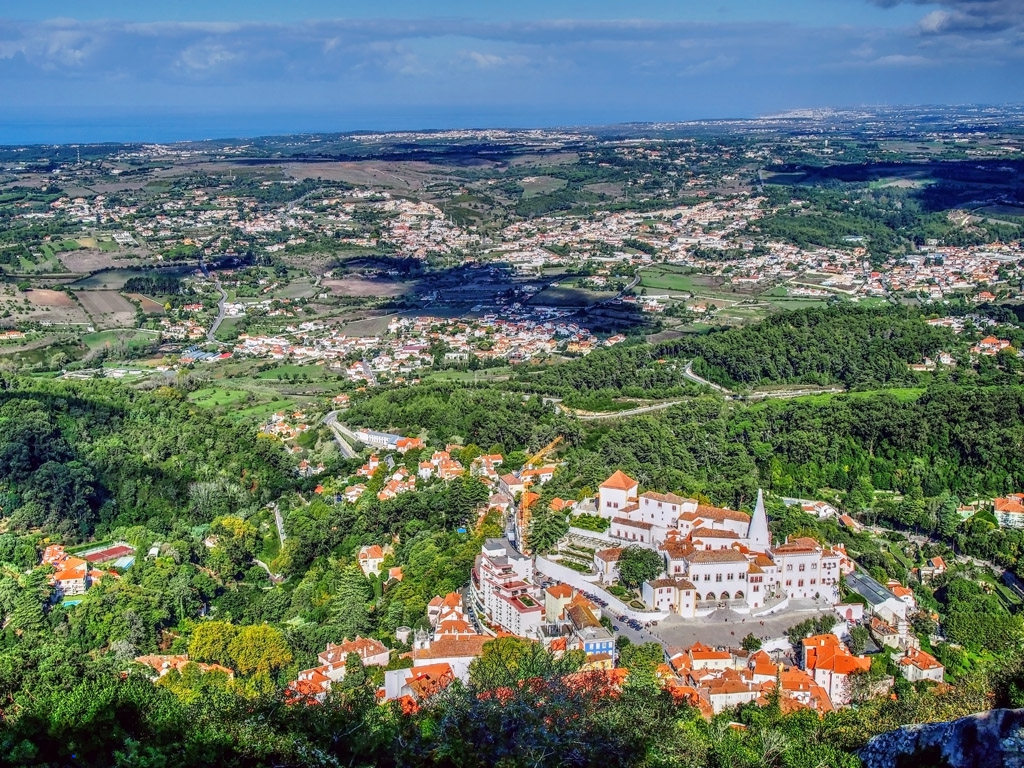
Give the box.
[207,279,228,343]
[681,360,732,394]
[360,360,379,387]
[323,411,359,459]
[269,502,286,546]
[564,362,844,421]
[199,257,228,344]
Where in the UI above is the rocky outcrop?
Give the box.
[860,708,1024,768]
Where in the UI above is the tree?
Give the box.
[619,642,663,675]
[469,636,584,689]
[741,633,762,651]
[848,625,870,655]
[331,566,372,640]
[189,621,238,666]
[227,624,293,677]
[527,506,568,554]
[616,546,664,589]
[341,652,366,689]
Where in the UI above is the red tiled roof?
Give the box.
[601,470,638,491]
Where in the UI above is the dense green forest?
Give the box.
[514,305,961,402]
[0,380,291,539]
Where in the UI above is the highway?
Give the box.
[323,411,359,459]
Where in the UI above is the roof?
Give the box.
[772,536,821,554]
[595,547,623,562]
[995,497,1024,514]
[641,491,693,505]
[845,570,900,607]
[692,505,750,524]
[359,545,385,560]
[691,527,740,539]
[648,577,696,591]
[411,635,491,661]
[612,517,653,530]
[545,583,573,599]
[600,470,638,491]
[803,635,870,676]
[689,549,747,564]
[901,647,944,672]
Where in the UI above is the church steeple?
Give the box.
[747,489,771,551]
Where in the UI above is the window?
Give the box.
[785,579,792,587]
[727,573,734,580]
[714,573,722,582]
[786,564,793,571]
[704,574,710,581]
[753,585,760,592]
[798,564,805,572]
[798,580,804,587]
[811,562,817,570]
[810,579,816,585]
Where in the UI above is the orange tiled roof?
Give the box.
[600,470,638,491]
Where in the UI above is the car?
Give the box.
[612,625,619,631]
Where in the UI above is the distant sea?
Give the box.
[0,107,658,145]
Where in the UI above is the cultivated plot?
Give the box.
[75,290,138,329]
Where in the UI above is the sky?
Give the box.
[1,0,1022,143]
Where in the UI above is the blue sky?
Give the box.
[1,1,1021,142]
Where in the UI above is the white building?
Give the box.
[471,537,543,637]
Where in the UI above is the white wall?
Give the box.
[536,555,669,621]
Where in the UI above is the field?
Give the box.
[639,266,699,293]
[520,176,568,198]
[125,293,166,314]
[189,387,256,409]
[72,266,194,290]
[81,329,156,351]
[75,290,138,329]
[323,277,412,298]
[527,286,615,307]
[59,250,129,273]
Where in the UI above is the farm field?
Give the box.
[527,285,615,307]
[81,329,156,350]
[322,277,413,298]
[75,290,137,329]
[124,293,166,314]
[0,288,91,326]
[520,176,568,197]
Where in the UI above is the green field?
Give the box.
[520,176,568,198]
[639,267,698,293]
[81,329,154,350]
[189,387,254,409]
[228,399,298,424]
[254,364,330,381]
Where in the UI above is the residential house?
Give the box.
[801,634,871,706]
[894,647,945,683]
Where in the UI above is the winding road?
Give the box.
[198,257,228,344]
[563,362,844,420]
[323,411,359,459]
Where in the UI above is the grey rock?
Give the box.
[860,708,1024,768]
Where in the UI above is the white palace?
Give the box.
[595,470,852,617]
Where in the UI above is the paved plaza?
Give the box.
[652,599,837,652]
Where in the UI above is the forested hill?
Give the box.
[0,378,291,539]
[516,305,958,400]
